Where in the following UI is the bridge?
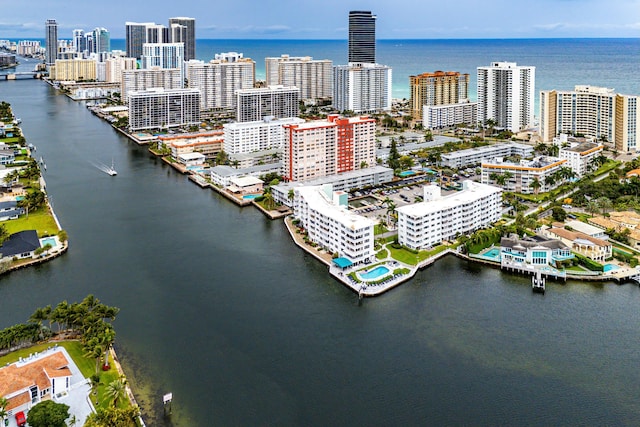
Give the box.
[0,71,46,81]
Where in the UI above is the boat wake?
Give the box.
[91,160,117,176]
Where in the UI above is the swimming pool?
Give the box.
[399,171,416,177]
[359,266,390,280]
[603,264,619,272]
[41,237,57,248]
[483,248,501,260]
[243,194,260,200]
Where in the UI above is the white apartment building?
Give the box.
[558,140,604,177]
[440,142,534,169]
[236,86,300,122]
[186,55,255,110]
[272,165,393,207]
[423,101,477,129]
[121,67,183,102]
[294,184,375,265]
[397,181,502,250]
[105,57,137,83]
[265,54,333,101]
[141,42,185,82]
[481,156,567,194]
[282,115,376,182]
[333,63,392,113]
[128,88,200,131]
[540,86,639,153]
[477,61,535,133]
[223,117,304,154]
[210,163,282,187]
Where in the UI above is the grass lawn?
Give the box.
[4,206,58,237]
[387,244,449,265]
[375,249,388,260]
[374,223,388,235]
[0,137,21,143]
[565,265,589,272]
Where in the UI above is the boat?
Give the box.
[106,159,117,176]
[532,271,545,294]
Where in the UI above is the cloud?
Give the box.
[199,24,292,35]
[533,21,640,31]
[0,22,41,33]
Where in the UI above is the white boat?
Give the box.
[106,159,117,176]
[532,271,545,294]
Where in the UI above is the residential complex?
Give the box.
[397,181,502,250]
[294,184,375,265]
[186,53,255,110]
[121,67,183,102]
[125,22,155,59]
[423,101,478,130]
[126,18,195,60]
[500,235,573,268]
[481,156,567,194]
[440,142,533,168]
[223,117,304,154]
[348,11,376,64]
[540,86,639,152]
[558,139,604,177]
[333,63,392,113]
[236,86,300,122]
[282,115,376,182]
[128,88,200,131]
[410,71,470,119]
[477,62,535,132]
[141,43,185,81]
[158,131,224,159]
[49,59,97,81]
[105,57,137,83]
[265,55,333,101]
[541,226,612,262]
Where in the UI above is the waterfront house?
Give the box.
[227,176,264,195]
[0,230,40,260]
[541,226,611,262]
[0,149,15,165]
[500,235,573,267]
[0,200,25,221]
[0,350,72,421]
[177,152,206,169]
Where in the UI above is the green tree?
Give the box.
[388,138,401,170]
[105,377,127,407]
[84,406,140,427]
[0,397,8,427]
[552,207,567,222]
[529,177,541,195]
[597,197,612,215]
[287,189,295,203]
[26,400,70,427]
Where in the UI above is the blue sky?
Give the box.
[1,0,639,39]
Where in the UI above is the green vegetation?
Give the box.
[375,249,388,260]
[0,137,21,143]
[387,243,449,265]
[26,400,70,427]
[3,205,58,237]
[374,223,388,235]
[573,253,604,272]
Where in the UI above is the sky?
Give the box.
[1,0,638,39]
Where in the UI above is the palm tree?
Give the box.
[263,191,276,210]
[489,172,499,183]
[597,197,612,216]
[529,178,541,195]
[84,338,103,374]
[382,197,396,226]
[287,189,294,203]
[99,325,116,370]
[105,377,127,407]
[0,397,8,427]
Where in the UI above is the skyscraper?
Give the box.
[169,17,195,61]
[92,27,110,54]
[72,29,86,56]
[125,22,155,59]
[409,71,470,119]
[348,11,376,64]
[45,19,58,67]
[477,61,535,133]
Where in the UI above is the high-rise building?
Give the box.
[223,117,305,154]
[92,27,110,54]
[105,57,137,83]
[125,22,154,59]
[333,63,392,113]
[409,71,470,119]
[236,86,300,123]
[540,85,639,152]
[121,67,183,102]
[142,43,185,82]
[265,55,333,101]
[128,88,200,131]
[169,17,195,61]
[72,29,86,56]
[477,61,535,133]
[49,59,97,81]
[186,53,255,110]
[283,114,377,182]
[146,24,170,44]
[348,11,376,64]
[45,19,58,66]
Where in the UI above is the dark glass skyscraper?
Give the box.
[348,11,376,64]
[45,19,58,66]
[169,17,195,61]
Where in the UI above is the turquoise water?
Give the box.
[360,266,390,280]
[399,171,416,177]
[484,248,501,260]
[603,264,619,272]
[41,237,56,248]
[15,196,24,201]
[243,194,260,199]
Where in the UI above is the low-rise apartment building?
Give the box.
[440,142,533,169]
[481,156,567,194]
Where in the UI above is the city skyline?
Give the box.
[0,0,638,39]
